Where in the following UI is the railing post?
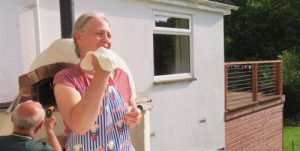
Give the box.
[224,64,228,110]
[252,64,258,102]
[274,61,283,95]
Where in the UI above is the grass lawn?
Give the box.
[284,126,300,151]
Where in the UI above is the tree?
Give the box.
[225,0,300,61]
[279,49,300,119]
[225,0,300,120]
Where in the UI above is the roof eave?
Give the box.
[149,0,239,15]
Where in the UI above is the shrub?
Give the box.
[279,48,300,121]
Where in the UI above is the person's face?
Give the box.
[76,17,112,58]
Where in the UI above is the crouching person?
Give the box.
[0,100,62,151]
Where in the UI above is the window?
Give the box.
[153,11,193,82]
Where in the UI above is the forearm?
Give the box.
[68,73,109,133]
[46,129,62,151]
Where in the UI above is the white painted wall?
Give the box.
[0,0,228,150]
[0,0,61,103]
[0,0,37,103]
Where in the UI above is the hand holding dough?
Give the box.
[80,47,117,72]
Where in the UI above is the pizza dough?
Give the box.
[80,47,117,72]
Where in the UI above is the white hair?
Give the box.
[12,103,45,130]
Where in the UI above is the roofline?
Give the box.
[149,0,239,15]
[193,0,238,10]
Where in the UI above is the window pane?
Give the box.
[154,34,190,76]
[155,15,189,29]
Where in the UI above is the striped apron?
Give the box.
[66,79,134,151]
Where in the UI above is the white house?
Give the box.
[0,0,238,150]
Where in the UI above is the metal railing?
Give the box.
[224,60,283,111]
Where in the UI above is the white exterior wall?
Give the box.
[0,0,227,150]
[0,0,35,102]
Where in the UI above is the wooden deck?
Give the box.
[227,91,282,111]
[225,60,284,120]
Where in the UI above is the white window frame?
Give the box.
[153,11,194,83]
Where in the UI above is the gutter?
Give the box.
[33,0,43,55]
[190,0,239,11]
[149,0,239,15]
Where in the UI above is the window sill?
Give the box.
[153,76,196,84]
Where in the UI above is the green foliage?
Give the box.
[225,0,300,119]
[279,49,300,119]
[279,49,300,89]
[225,0,300,61]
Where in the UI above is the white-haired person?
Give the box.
[0,100,62,151]
[53,11,141,151]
